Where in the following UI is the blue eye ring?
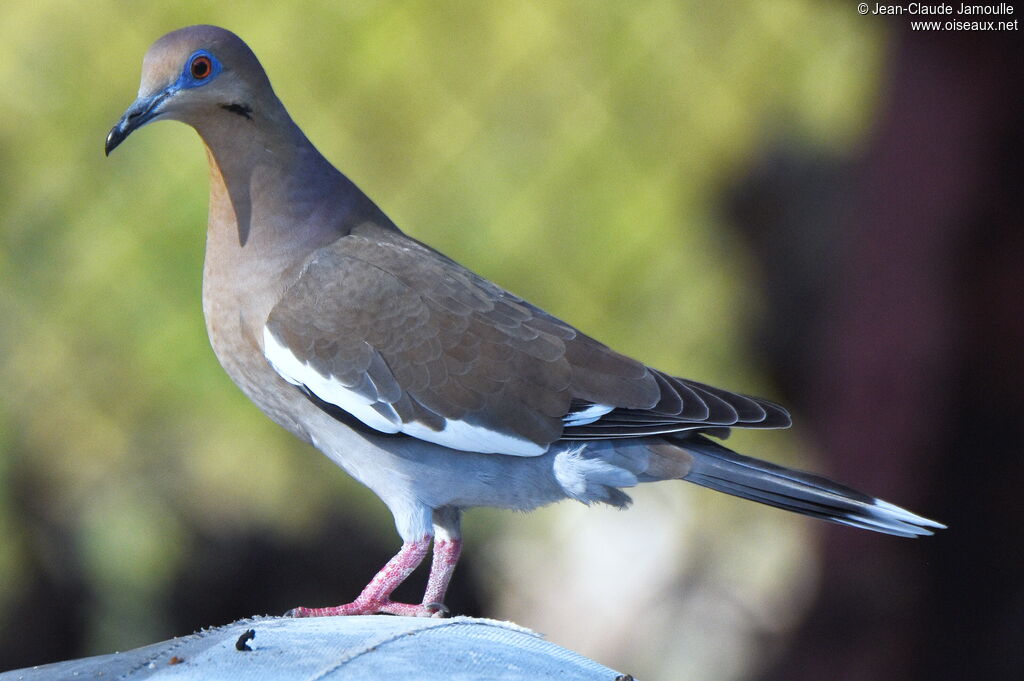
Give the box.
[181,49,222,88]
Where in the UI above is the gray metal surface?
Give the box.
[0,616,629,680]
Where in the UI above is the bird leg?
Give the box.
[289,536,437,617]
[421,537,462,609]
[419,506,463,614]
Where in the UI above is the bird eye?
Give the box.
[190,55,212,80]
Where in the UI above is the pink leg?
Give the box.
[422,538,462,607]
[289,537,437,617]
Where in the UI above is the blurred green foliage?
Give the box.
[0,0,881,662]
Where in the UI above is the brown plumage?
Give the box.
[266,228,790,451]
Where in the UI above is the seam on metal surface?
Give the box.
[305,620,508,681]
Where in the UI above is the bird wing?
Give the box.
[263,227,789,456]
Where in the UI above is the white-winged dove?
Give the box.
[106,26,944,618]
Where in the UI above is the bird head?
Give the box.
[105,25,273,156]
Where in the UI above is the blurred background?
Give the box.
[0,1,1020,679]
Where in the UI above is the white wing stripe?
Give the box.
[404,419,546,457]
[264,327,400,433]
[263,327,547,457]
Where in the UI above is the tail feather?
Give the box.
[678,435,945,537]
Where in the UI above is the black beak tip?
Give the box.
[106,90,170,157]
[104,126,123,157]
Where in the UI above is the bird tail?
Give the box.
[675,435,945,537]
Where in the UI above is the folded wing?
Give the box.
[263,227,789,456]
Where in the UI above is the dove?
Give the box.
[106,25,943,618]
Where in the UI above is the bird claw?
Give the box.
[423,602,450,618]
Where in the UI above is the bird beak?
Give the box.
[104,89,172,156]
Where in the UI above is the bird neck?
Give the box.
[196,98,400,256]
[195,99,400,330]
[198,104,343,248]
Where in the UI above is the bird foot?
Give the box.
[287,600,450,618]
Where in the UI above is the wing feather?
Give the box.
[264,230,790,456]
